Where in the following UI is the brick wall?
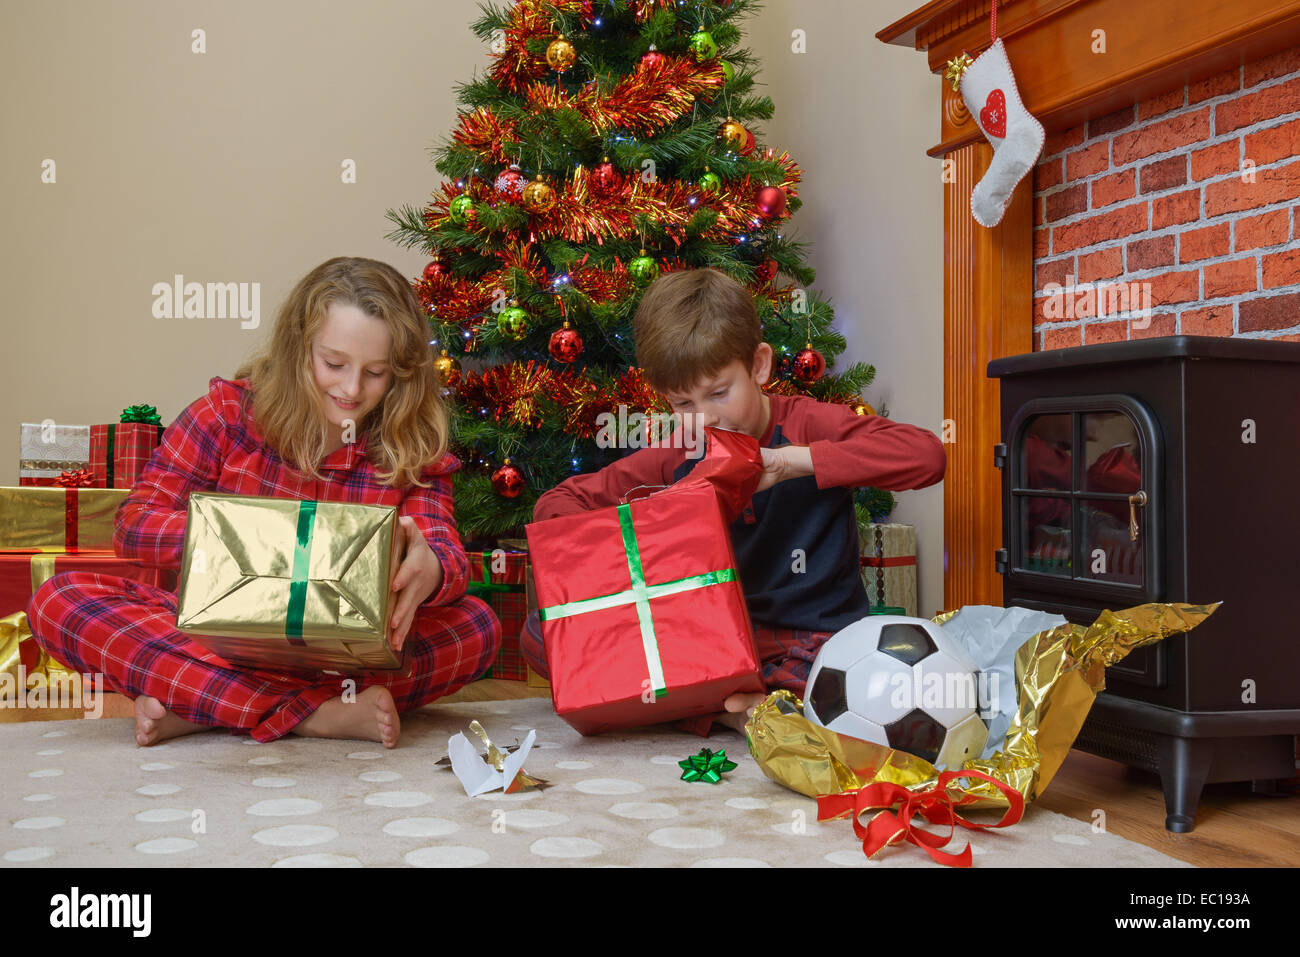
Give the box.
[1031,47,1300,351]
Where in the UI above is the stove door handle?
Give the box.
[1128,490,1147,543]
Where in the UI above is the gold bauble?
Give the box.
[546,36,576,72]
[434,349,460,386]
[853,400,876,416]
[718,117,747,150]
[522,175,557,213]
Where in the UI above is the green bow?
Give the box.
[120,404,161,425]
[678,747,738,784]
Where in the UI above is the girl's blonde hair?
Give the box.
[235,256,450,488]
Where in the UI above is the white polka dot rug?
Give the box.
[2,697,1192,868]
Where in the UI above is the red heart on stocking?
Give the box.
[980,89,1007,138]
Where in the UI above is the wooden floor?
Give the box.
[446,679,1300,867]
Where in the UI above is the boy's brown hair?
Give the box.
[632,268,762,393]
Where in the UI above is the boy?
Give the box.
[520,268,946,732]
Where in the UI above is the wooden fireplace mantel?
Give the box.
[876,0,1300,612]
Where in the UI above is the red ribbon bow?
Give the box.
[56,469,93,488]
[816,769,1025,867]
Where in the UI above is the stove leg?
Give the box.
[1155,734,1213,833]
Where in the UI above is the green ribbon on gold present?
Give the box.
[537,502,738,699]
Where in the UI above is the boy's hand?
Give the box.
[388,517,444,652]
[755,445,813,493]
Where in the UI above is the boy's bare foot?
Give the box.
[723,691,767,715]
[712,691,769,734]
[293,686,400,748]
[715,710,750,734]
[133,695,211,747]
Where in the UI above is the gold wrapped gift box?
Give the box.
[0,486,127,551]
[176,492,405,674]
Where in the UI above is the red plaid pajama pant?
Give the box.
[27,571,501,742]
[519,610,831,736]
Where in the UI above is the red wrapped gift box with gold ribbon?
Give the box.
[525,427,765,735]
[1,547,163,722]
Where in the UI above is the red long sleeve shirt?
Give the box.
[113,377,468,608]
[534,392,946,632]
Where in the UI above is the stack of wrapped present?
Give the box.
[4,404,168,718]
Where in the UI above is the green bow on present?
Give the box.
[120,404,162,425]
[678,747,738,784]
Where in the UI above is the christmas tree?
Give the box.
[386,0,892,542]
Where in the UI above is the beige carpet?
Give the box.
[2,696,1193,868]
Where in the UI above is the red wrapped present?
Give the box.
[90,404,165,489]
[1,548,164,674]
[525,427,765,735]
[465,547,529,680]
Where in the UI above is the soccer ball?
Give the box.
[804,615,990,769]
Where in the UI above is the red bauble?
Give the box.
[423,259,448,281]
[754,259,778,284]
[641,45,665,70]
[792,346,826,385]
[756,185,787,219]
[548,322,584,363]
[491,460,526,498]
[495,164,527,198]
[740,128,756,156]
[590,158,621,198]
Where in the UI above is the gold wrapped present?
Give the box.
[858,522,917,616]
[176,492,404,674]
[0,485,127,551]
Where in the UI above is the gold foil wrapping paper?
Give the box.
[176,492,404,674]
[746,601,1220,809]
[0,486,127,551]
[1,611,91,721]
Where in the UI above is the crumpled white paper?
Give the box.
[936,604,1068,759]
[447,727,537,797]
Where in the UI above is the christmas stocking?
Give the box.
[961,38,1044,228]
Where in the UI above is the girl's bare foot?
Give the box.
[293,686,400,748]
[133,695,211,746]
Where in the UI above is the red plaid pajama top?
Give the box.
[26,377,500,741]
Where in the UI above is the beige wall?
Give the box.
[2,0,945,616]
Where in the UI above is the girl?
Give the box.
[27,256,500,748]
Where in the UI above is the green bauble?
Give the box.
[498,305,531,340]
[698,171,721,194]
[449,195,474,225]
[628,254,659,284]
[720,59,734,83]
[688,31,718,62]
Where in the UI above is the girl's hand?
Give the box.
[387,517,444,652]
